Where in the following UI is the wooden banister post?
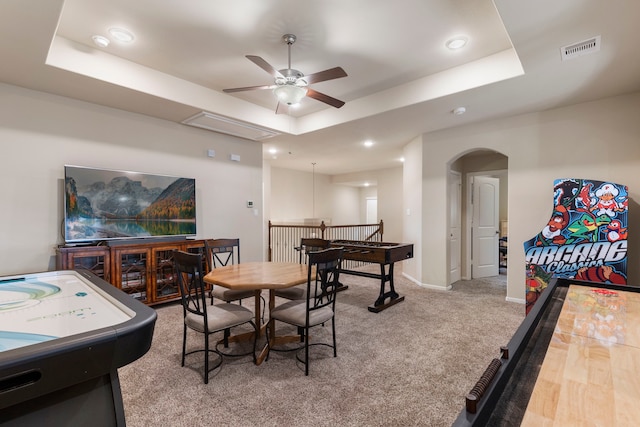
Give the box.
[268,220,272,261]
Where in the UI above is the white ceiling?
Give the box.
[1,0,640,178]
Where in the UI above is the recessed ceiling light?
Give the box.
[364,182,370,187]
[91,35,110,48]
[446,37,468,50]
[108,27,135,43]
[363,140,374,147]
[268,148,277,154]
[452,106,466,115]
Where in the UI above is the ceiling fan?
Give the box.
[223,34,347,114]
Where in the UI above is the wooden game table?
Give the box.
[203,261,309,365]
[0,269,156,426]
[453,277,640,426]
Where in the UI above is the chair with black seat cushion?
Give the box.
[274,237,331,301]
[173,250,257,384]
[268,247,343,375]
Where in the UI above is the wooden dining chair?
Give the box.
[274,237,331,301]
[174,250,257,384]
[267,247,343,375]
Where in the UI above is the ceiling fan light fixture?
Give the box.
[224,33,346,111]
[274,85,307,105]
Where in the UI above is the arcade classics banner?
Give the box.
[524,178,628,314]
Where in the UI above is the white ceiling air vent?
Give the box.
[561,35,601,61]
[182,111,279,141]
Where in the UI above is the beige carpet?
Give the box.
[118,268,523,427]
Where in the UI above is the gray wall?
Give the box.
[403,92,640,302]
[0,83,264,276]
[268,166,404,243]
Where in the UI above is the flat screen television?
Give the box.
[64,165,196,244]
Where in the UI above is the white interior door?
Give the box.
[472,176,499,278]
[449,171,461,284]
[366,198,377,224]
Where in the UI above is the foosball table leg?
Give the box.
[367,263,405,313]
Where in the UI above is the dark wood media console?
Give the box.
[56,238,207,306]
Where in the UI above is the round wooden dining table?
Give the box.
[203,261,309,365]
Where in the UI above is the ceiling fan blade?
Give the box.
[223,84,276,93]
[306,88,345,108]
[304,67,347,85]
[246,55,284,79]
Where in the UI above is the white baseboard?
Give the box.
[402,272,452,291]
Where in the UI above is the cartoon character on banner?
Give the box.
[523,179,628,314]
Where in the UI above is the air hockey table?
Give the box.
[0,269,156,426]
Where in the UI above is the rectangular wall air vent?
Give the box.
[561,35,601,61]
[182,111,279,141]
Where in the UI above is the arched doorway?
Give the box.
[448,149,508,284]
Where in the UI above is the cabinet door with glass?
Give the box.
[152,242,207,303]
[113,247,151,304]
[151,244,182,303]
[56,246,111,282]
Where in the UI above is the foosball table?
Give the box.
[329,240,413,313]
